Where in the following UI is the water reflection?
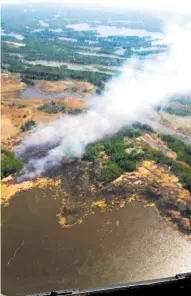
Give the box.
[1,188,191,296]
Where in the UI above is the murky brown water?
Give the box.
[1,188,191,296]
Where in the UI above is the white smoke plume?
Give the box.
[16,23,191,179]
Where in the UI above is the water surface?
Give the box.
[66,23,163,39]
[20,88,81,99]
[2,188,191,296]
[1,32,24,40]
[23,60,116,74]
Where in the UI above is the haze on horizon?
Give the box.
[2,0,191,15]
[2,0,191,178]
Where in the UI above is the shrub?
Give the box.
[20,120,35,132]
[9,102,27,109]
[38,102,65,114]
[171,162,191,191]
[132,122,154,133]
[1,149,24,179]
[83,144,103,161]
[97,161,123,182]
[161,135,191,166]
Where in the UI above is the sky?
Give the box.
[2,0,191,15]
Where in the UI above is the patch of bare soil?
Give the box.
[160,112,191,134]
[62,97,86,109]
[140,133,177,159]
[1,73,89,149]
[1,73,25,100]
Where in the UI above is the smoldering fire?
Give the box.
[16,24,191,180]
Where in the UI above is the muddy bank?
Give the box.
[2,158,191,234]
[44,159,190,234]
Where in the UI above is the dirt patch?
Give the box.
[62,97,86,109]
[1,73,90,149]
[1,73,25,100]
[140,133,177,159]
[1,115,19,143]
[160,112,191,134]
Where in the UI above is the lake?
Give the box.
[66,23,164,39]
[2,187,191,296]
[20,88,81,99]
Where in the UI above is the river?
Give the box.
[1,187,191,296]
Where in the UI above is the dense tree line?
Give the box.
[12,65,110,89]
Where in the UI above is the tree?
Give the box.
[1,149,24,179]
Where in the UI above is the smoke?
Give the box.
[16,23,191,180]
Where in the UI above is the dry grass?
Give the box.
[62,97,86,109]
[34,80,95,93]
[1,175,62,207]
[1,73,89,149]
[1,73,25,100]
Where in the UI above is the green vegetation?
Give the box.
[21,77,35,86]
[160,135,191,166]
[83,127,141,182]
[83,127,191,190]
[132,122,154,133]
[17,67,109,89]
[164,104,191,116]
[9,102,27,109]
[97,161,123,182]
[118,126,141,138]
[38,102,83,115]
[146,149,173,166]
[1,149,24,179]
[71,86,79,93]
[67,108,83,115]
[20,120,35,132]
[157,96,191,116]
[1,5,155,89]
[136,141,191,191]
[171,162,191,191]
[82,144,104,161]
[38,102,65,114]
